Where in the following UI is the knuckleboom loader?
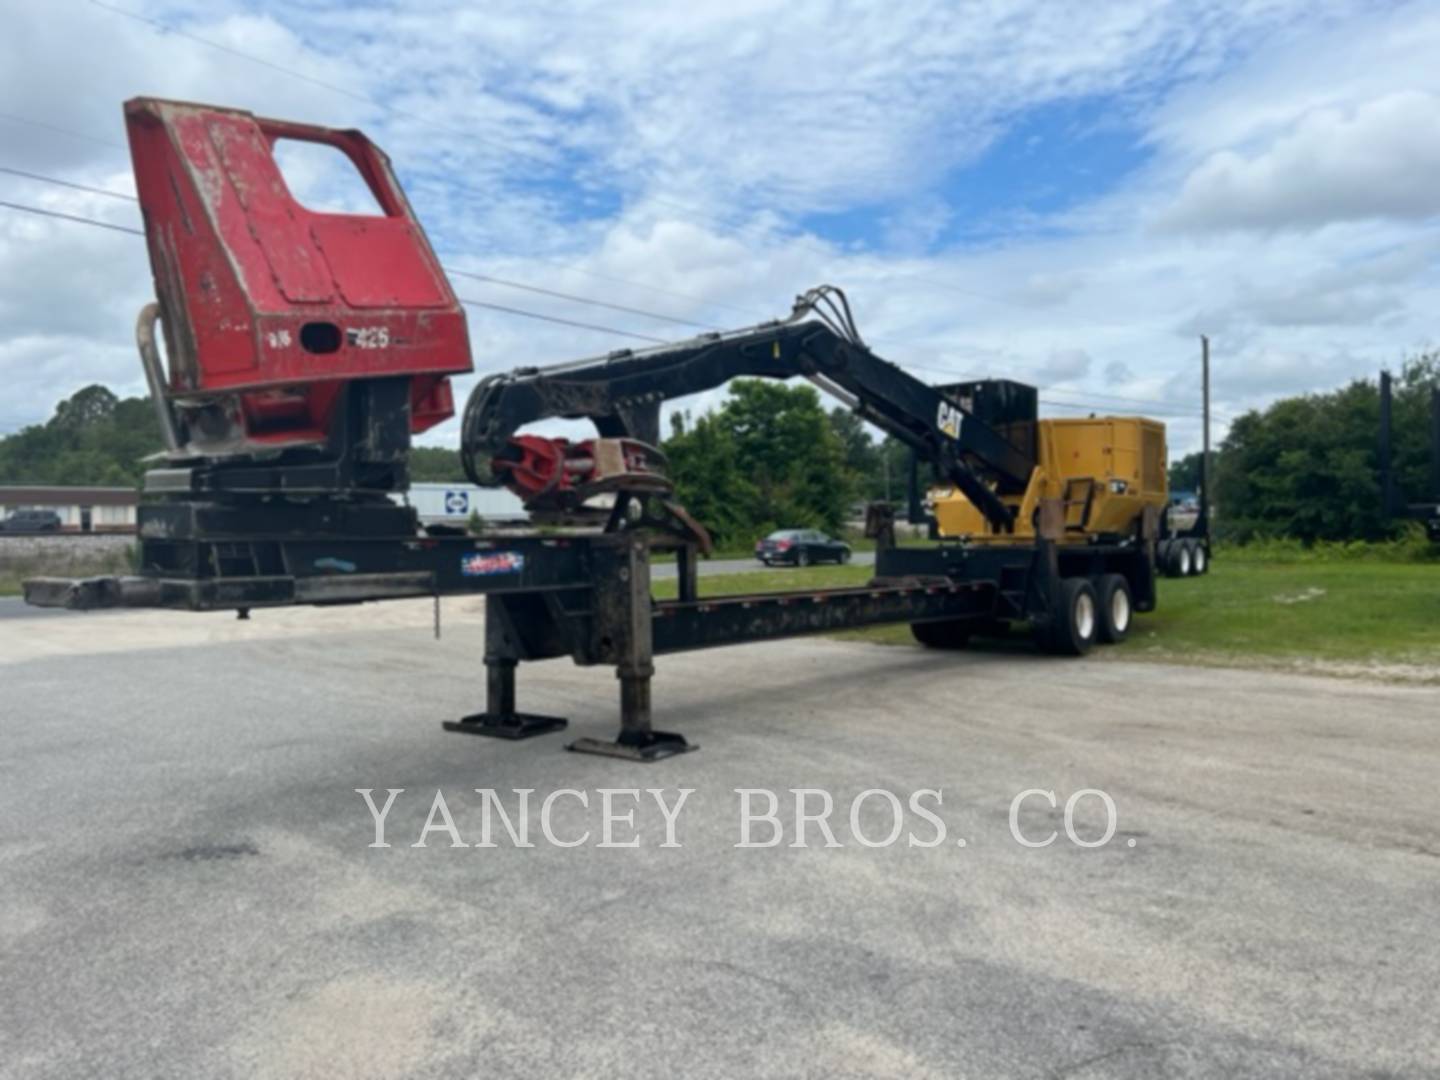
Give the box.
[27,99,1174,760]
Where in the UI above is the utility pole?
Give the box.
[1431,387,1440,502]
[1200,335,1211,528]
[1379,370,1396,518]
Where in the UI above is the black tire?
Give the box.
[912,619,973,648]
[839,547,852,564]
[1095,574,1133,644]
[1042,577,1098,656]
[797,550,812,567]
[1170,542,1193,577]
[1189,541,1208,575]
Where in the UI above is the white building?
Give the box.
[394,482,527,526]
[0,486,138,532]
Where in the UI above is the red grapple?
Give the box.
[492,435,672,508]
[124,97,472,451]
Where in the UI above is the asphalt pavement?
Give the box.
[2,600,1436,1078]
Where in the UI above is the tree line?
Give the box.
[3,356,1436,546]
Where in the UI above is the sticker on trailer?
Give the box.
[461,551,525,577]
[444,490,470,515]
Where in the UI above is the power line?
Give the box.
[902,356,1228,422]
[0,196,668,342]
[0,195,1228,418]
[1038,398,1224,422]
[0,198,142,235]
[0,164,720,331]
[0,101,763,321]
[521,260,766,320]
[0,166,135,201]
[456,296,667,343]
[0,161,1009,364]
[443,266,723,332]
[0,173,1230,420]
[0,110,124,149]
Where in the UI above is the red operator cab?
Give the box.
[124,97,472,457]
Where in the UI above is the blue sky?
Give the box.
[797,97,1158,251]
[2,0,1439,455]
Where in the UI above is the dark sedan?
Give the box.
[754,529,852,566]
[0,509,62,533]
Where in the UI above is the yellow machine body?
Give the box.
[932,416,1167,542]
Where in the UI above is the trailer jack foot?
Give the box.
[566,729,696,762]
[442,713,568,740]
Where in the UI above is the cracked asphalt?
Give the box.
[2,598,1437,1078]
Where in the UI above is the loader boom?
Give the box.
[461,287,1034,532]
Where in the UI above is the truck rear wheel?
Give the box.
[911,620,973,648]
[1190,542,1208,575]
[1095,574,1132,644]
[1041,577,1098,656]
[1171,543,1193,577]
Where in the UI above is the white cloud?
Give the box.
[1037,348,1093,383]
[1161,92,1440,232]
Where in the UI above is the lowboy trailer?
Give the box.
[26,98,1176,760]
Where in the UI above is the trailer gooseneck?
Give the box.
[25,98,1173,760]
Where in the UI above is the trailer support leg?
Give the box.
[568,536,696,761]
[443,603,568,740]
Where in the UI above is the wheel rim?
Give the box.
[1111,588,1131,633]
[1193,547,1207,573]
[1178,547,1192,575]
[1075,592,1096,640]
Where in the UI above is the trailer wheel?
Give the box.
[1095,574,1132,644]
[1044,578,1098,656]
[1190,542,1208,575]
[911,620,972,648]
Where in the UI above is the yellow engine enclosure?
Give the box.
[932,416,1167,542]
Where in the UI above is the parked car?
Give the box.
[0,509,62,533]
[754,528,851,566]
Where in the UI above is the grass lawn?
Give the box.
[651,531,933,563]
[1123,558,1440,669]
[0,546,135,598]
[654,555,1440,677]
[652,563,876,599]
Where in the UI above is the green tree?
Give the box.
[408,446,466,482]
[1168,451,1204,496]
[1213,353,1440,542]
[664,410,756,546]
[0,384,160,486]
[662,379,858,546]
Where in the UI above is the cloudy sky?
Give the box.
[2,0,1438,456]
